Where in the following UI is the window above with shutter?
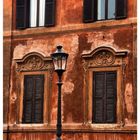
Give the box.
[83,0,127,23]
[16,0,56,29]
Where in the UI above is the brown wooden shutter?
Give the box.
[22,75,44,123]
[93,72,105,123]
[33,75,44,123]
[116,0,127,19]
[106,72,117,123]
[22,76,34,123]
[45,0,56,26]
[16,0,30,29]
[83,0,97,22]
[93,71,117,123]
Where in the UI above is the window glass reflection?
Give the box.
[97,0,105,20]
[108,0,115,19]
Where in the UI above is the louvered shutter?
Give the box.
[33,75,44,123]
[45,0,56,26]
[106,72,117,123]
[22,76,34,123]
[93,72,105,123]
[22,75,44,123]
[93,71,117,123]
[116,0,127,19]
[16,0,30,29]
[83,0,97,22]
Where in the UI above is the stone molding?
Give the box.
[15,52,53,72]
[82,46,128,70]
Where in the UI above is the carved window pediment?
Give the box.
[82,47,128,68]
[15,52,53,72]
[82,47,129,127]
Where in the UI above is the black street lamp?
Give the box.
[51,46,69,140]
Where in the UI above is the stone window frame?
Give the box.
[15,52,53,125]
[82,46,128,129]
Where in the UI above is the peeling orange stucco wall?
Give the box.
[3,0,137,139]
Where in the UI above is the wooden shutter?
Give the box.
[116,0,127,19]
[22,76,34,123]
[22,75,44,123]
[83,0,97,22]
[93,72,105,123]
[93,71,117,123]
[106,72,117,123]
[33,75,44,123]
[45,0,56,26]
[16,0,30,29]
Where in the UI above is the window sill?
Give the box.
[4,17,137,39]
[3,123,137,133]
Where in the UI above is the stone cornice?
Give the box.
[3,123,137,133]
[3,17,137,40]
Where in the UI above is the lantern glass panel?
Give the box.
[62,56,67,70]
[53,58,59,70]
[57,56,62,70]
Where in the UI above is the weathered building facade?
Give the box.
[3,0,137,140]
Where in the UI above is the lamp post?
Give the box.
[51,46,69,140]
